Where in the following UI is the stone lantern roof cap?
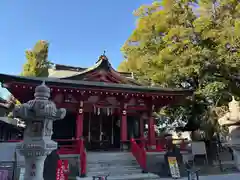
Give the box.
[34,81,50,99]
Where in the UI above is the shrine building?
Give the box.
[0,55,193,151]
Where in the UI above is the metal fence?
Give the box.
[0,161,26,180]
[0,161,15,180]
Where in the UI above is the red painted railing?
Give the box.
[130,138,147,172]
[130,137,189,173]
[56,139,79,154]
[52,138,87,177]
[139,137,189,152]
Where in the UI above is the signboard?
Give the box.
[56,160,69,180]
[59,155,80,179]
[167,157,180,178]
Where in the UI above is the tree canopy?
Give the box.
[21,40,52,77]
[7,40,51,117]
[119,0,240,138]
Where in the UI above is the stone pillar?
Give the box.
[76,101,84,139]
[121,108,128,150]
[13,82,66,180]
[24,157,46,180]
[148,116,155,146]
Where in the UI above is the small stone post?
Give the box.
[13,82,66,180]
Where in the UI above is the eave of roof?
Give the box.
[0,73,194,96]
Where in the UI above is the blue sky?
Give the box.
[0,0,154,98]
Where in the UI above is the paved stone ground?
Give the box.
[77,172,240,180]
[194,173,239,180]
[159,173,239,180]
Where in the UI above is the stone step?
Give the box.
[88,162,138,165]
[87,151,142,178]
[87,159,137,162]
[88,165,139,168]
[88,162,138,166]
[77,173,160,180]
[87,168,141,174]
[88,165,140,170]
[88,170,141,175]
[88,163,138,166]
[87,153,134,159]
[88,168,141,173]
[88,159,136,162]
[88,167,140,172]
[87,161,137,164]
[88,170,142,176]
[88,160,137,163]
[88,163,139,167]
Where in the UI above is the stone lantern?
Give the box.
[13,82,66,180]
[218,96,240,170]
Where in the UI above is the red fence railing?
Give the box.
[137,137,190,152]
[53,138,87,177]
[55,139,79,154]
[130,138,147,172]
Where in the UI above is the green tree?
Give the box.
[120,0,240,139]
[8,40,52,118]
[21,40,52,77]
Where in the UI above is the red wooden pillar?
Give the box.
[76,101,84,139]
[76,101,86,177]
[148,116,155,145]
[121,109,127,142]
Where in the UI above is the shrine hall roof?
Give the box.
[49,64,134,79]
[0,55,193,96]
[0,73,193,95]
[48,54,140,85]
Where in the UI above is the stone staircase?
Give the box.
[87,151,142,178]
